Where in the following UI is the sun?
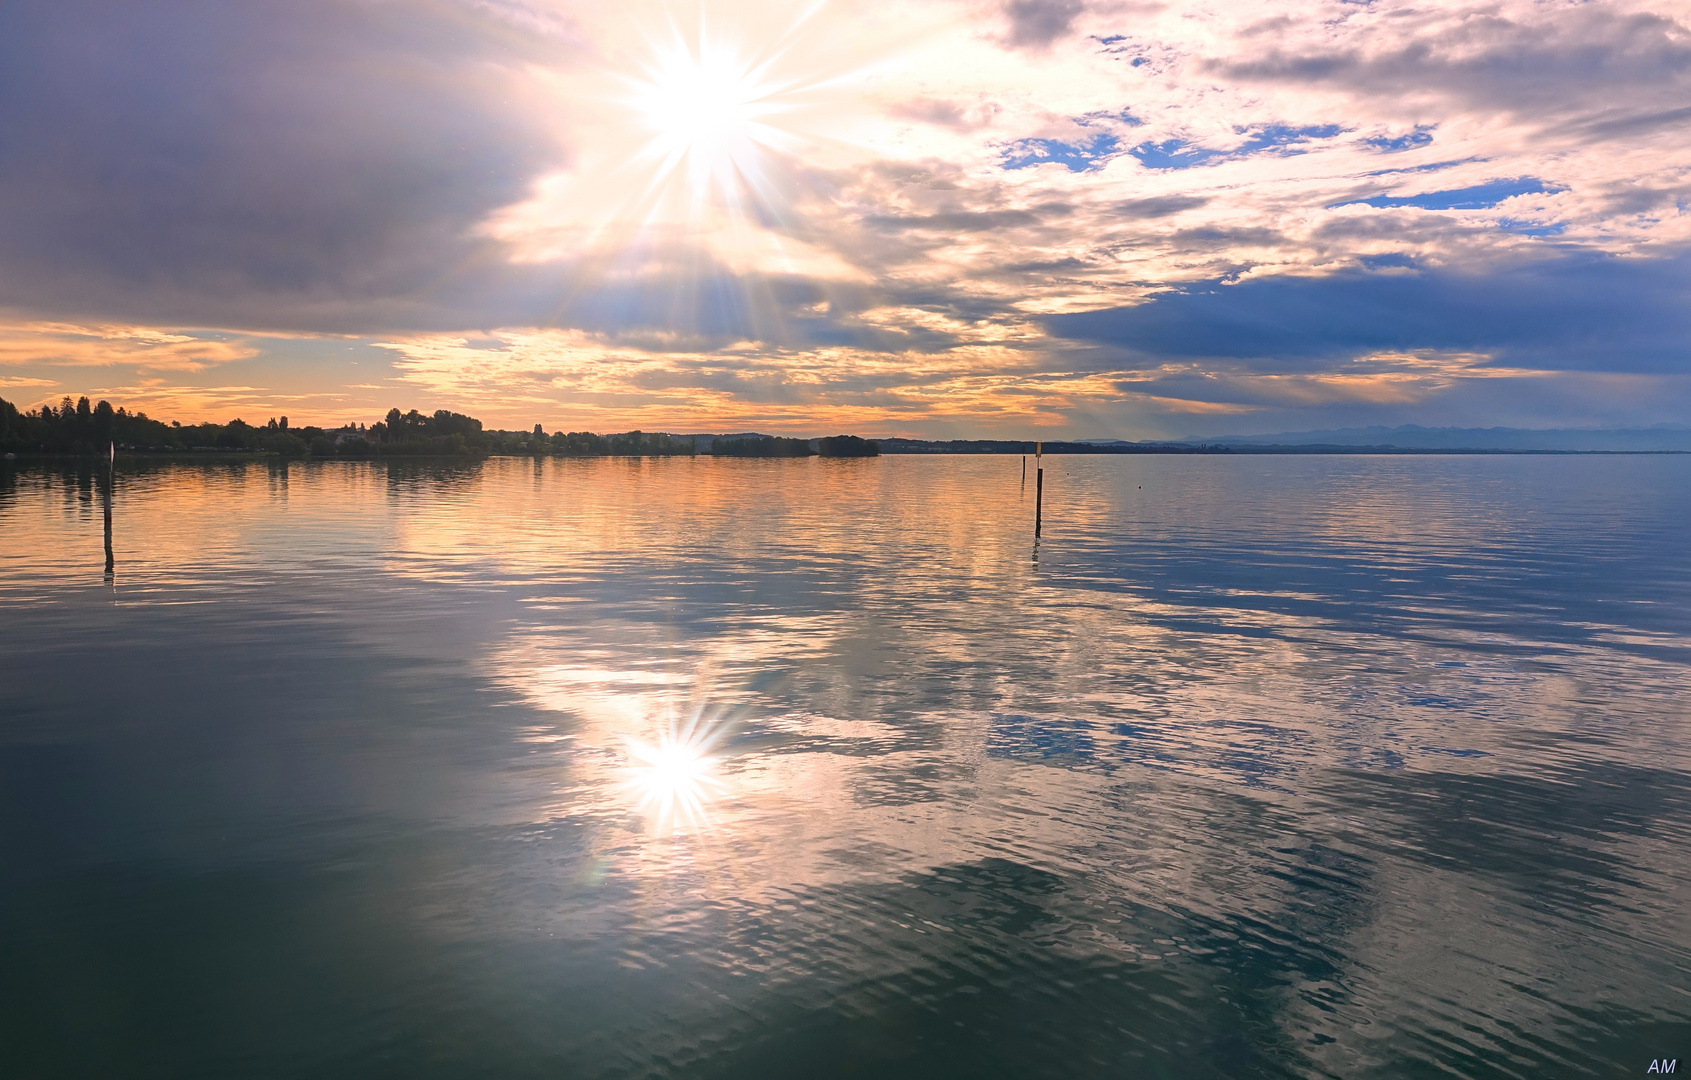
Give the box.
[628,33,786,197]
[483,5,875,271]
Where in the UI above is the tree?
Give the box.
[712,436,814,458]
[818,435,878,457]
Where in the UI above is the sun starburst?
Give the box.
[629,34,786,200]
[623,714,733,833]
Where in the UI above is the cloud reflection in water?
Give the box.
[3,455,1690,1076]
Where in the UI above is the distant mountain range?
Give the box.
[1192,425,1691,451]
[672,427,1691,454]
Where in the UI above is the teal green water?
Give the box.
[2,455,1688,1077]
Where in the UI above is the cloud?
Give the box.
[887,97,1003,132]
[0,0,561,332]
[372,327,1130,433]
[1112,350,1550,411]
[0,321,260,371]
[865,203,1076,233]
[1004,0,1085,50]
[1,0,1689,435]
[1207,6,1691,124]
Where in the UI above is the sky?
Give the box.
[2,0,1689,438]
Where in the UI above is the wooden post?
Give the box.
[1034,440,1043,537]
[1035,467,1044,537]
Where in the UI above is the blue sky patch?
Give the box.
[1235,123,1344,154]
[1128,138,1226,170]
[1130,125,1343,171]
[1337,177,1556,210]
[1003,133,1121,172]
[1360,253,1419,271]
[1364,128,1435,153]
[1498,218,1567,237]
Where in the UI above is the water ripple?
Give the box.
[2,454,1688,1077]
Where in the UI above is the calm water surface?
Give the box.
[2,454,1688,1078]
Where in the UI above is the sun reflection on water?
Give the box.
[623,714,732,833]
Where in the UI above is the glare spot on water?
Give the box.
[624,716,730,833]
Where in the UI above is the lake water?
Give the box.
[2,454,1688,1078]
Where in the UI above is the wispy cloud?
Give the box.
[0,322,259,371]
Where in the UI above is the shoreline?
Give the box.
[5,447,1689,463]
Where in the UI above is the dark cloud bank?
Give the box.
[1047,255,1691,375]
[0,0,559,332]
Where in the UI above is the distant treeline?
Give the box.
[0,397,534,458]
[2,395,1232,459]
[9,399,1660,459]
[710,435,877,458]
[0,396,879,459]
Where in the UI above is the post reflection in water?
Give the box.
[1,454,1689,1078]
[101,466,114,578]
